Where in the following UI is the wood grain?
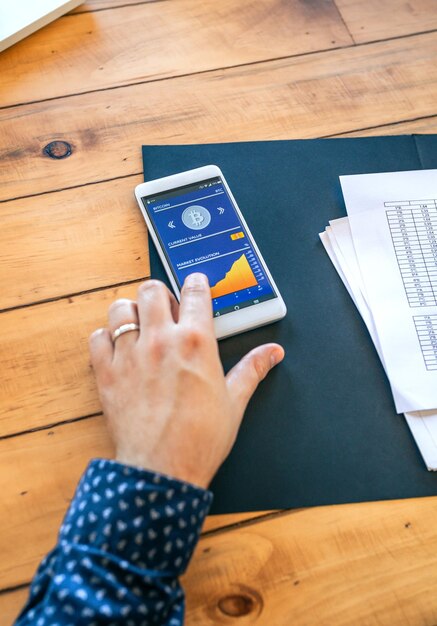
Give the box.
[72,0,167,12]
[184,498,437,625]
[0,588,27,626]
[0,416,267,589]
[0,416,111,589]
[0,0,351,108]
[3,496,437,624]
[0,283,141,437]
[339,116,437,137]
[336,0,437,43]
[2,32,437,201]
[0,175,147,311]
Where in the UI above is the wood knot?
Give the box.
[43,140,72,159]
[211,585,263,621]
[218,595,255,617]
[218,585,264,618]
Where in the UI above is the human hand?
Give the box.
[89,274,284,488]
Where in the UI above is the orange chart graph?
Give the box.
[210,253,258,299]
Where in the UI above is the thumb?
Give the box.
[225,343,285,423]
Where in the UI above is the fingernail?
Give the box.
[270,348,284,367]
[186,272,208,287]
[143,279,160,289]
[91,328,106,338]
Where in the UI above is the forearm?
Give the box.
[15,459,212,625]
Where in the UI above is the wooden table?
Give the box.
[1,1,437,623]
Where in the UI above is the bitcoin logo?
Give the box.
[182,205,211,230]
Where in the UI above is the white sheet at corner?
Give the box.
[320,222,437,471]
[340,169,437,413]
[404,411,437,470]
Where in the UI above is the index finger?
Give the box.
[179,273,213,329]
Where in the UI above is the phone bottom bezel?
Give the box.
[213,297,287,339]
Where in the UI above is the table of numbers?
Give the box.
[386,199,437,308]
[413,314,437,370]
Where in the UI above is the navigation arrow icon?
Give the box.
[168,221,176,228]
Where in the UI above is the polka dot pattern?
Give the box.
[14,459,213,625]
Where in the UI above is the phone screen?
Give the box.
[142,176,277,317]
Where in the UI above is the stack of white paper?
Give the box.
[320,169,437,470]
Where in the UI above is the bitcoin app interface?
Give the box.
[142,177,277,316]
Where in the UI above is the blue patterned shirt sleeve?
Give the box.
[14,458,213,626]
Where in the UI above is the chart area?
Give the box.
[177,246,275,316]
[210,253,258,298]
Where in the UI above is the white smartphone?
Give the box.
[134,165,286,339]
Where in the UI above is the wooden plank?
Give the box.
[0,417,265,589]
[336,0,437,44]
[0,416,111,589]
[202,511,272,534]
[0,175,148,311]
[72,0,166,12]
[76,0,437,42]
[3,496,437,624]
[0,588,27,626]
[2,32,437,201]
[183,497,437,625]
[0,283,141,436]
[338,116,437,137]
[0,0,351,108]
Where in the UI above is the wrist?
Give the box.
[115,450,212,490]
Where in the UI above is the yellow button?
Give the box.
[231,231,245,240]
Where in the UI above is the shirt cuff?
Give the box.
[60,458,213,575]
